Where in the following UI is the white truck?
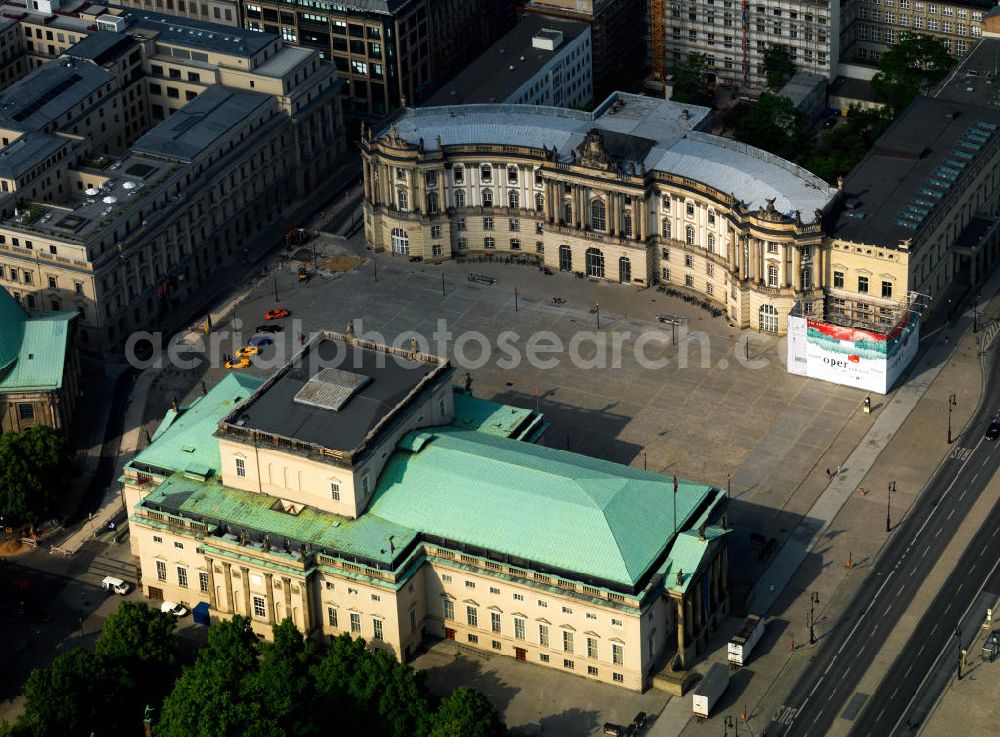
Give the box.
[728,614,765,667]
[692,663,730,718]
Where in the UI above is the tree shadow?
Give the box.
[420,652,521,716]
[529,707,600,737]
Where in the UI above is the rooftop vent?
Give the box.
[293,368,371,412]
[532,28,563,51]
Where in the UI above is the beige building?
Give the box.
[125,333,732,691]
[852,0,988,63]
[362,93,839,334]
[0,6,345,351]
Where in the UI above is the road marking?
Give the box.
[936,527,943,538]
[877,708,885,721]
[971,473,979,483]
[884,604,892,616]
[859,644,866,655]
[930,624,938,636]
[891,688,898,699]
[898,584,905,595]
[923,545,931,558]
[982,547,989,557]
[948,508,956,520]
[910,567,917,577]
[905,664,913,678]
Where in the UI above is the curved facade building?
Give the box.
[361,93,839,333]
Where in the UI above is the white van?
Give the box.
[101,576,131,595]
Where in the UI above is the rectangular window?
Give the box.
[371,594,381,602]
[611,617,623,627]
[156,560,167,581]
[468,634,479,643]
[587,637,598,659]
[858,276,869,294]
[882,281,893,299]
[513,593,524,601]
[514,617,526,640]
[613,672,624,682]
[467,606,478,627]
[612,642,624,665]
[235,458,246,477]
[328,607,338,627]
[491,611,502,633]
[174,541,184,549]
[509,219,519,232]
[539,624,549,647]
[483,217,494,230]
[431,225,442,239]
[199,571,209,592]
[153,535,163,544]
[372,618,383,641]
[561,606,573,614]
[563,659,574,669]
[330,483,340,500]
[442,574,453,583]
[252,595,266,618]
[350,612,361,633]
[492,639,502,650]
[563,630,574,653]
[465,580,476,589]
[489,587,500,595]
[443,599,455,619]
[588,665,599,676]
[834,271,844,289]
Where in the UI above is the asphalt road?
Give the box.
[768,342,1000,737]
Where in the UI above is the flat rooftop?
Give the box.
[119,6,276,57]
[387,92,838,215]
[131,85,273,163]
[423,16,589,106]
[830,96,1000,247]
[933,37,1000,108]
[64,30,137,65]
[220,333,453,458]
[0,132,69,180]
[0,59,113,131]
[253,45,312,78]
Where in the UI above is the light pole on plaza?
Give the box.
[947,394,957,444]
[886,481,896,533]
[808,591,820,644]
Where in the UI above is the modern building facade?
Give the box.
[125,334,732,690]
[852,0,989,63]
[0,286,79,433]
[0,7,345,351]
[423,16,593,109]
[362,93,839,334]
[525,0,644,96]
[109,0,241,27]
[242,0,518,117]
[649,0,840,90]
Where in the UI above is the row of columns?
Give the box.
[673,544,729,667]
[206,556,307,631]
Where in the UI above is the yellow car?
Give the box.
[225,357,251,369]
[236,345,260,359]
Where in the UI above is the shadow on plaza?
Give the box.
[420,651,521,716]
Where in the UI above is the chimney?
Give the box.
[836,176,844,190]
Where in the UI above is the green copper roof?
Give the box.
[0,288,75,392]
[663,526,731,595]
[130,374,264,476]
[144,473,417,567]
[369,428,717,587]
[451,388,545,440]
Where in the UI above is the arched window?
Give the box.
[563,202,572,224]
[767,263,779,287]
[507,165,519,184]
[426,192,439,214]
[535,192,544,212]
[591,199,607,231]
[453,165,465,184]
[508,190,519,209]
[397,189,408,212]
[685,225,695,245]
[480,164,492,182]
[586,247,605,278]
[623,210,633,238]
[759,304,778,333]
[482,189,493,207]
[559,244,573,272]
[662,219,671,238]
[619,256,632,283]
[454,189,465,208]
[708,233,715,252]
[391,227,409,255]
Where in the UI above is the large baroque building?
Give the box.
[362,93,839,334]
[241,0,519,117]
[0,6,345,351]
[125,333,732,691]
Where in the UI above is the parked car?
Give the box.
[160,601,188,617]
[101,576,131,595]
[247,335,274,347]
[225,357,251,369]
[265,308,290,320]
[986,420,1000,441]
[256,324,284,334]
[236,345,260,358]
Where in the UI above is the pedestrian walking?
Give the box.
[826,468,832,480]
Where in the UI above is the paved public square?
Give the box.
[145,233,869,590]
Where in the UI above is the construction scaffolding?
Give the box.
[651,0,666,81]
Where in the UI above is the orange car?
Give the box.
[265,308,290,320]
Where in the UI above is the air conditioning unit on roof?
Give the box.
[96,14,126,32]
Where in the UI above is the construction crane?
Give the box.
[651,0,667,82]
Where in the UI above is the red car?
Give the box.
[265,308,290,320]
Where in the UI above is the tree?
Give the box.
[97,600,178,707]
[249,618,320,736]
[430,688,507,737]
[802,107,895,184]
[16,647,129,737]
[0,426,73,532]
[763,44,795,90]
[671,53,714,108]
[872,32,953,112]
[733,93,801,161]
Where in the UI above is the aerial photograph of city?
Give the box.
[0,0,998,735]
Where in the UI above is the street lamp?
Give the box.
[273,274,279,303]
[948,394,957,444]
[808,591,820,644]
[886,481,896,533]
[595,303,601,329]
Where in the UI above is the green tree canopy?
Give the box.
[733,93,801,161]
[871,32,953,112]
[96,600,178,708]
[16,647,129,737]
[430,687,508,737]
[802,107,895,184]
[671,53,714,108]
[763,44,795,90]
[0,425,73,531]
